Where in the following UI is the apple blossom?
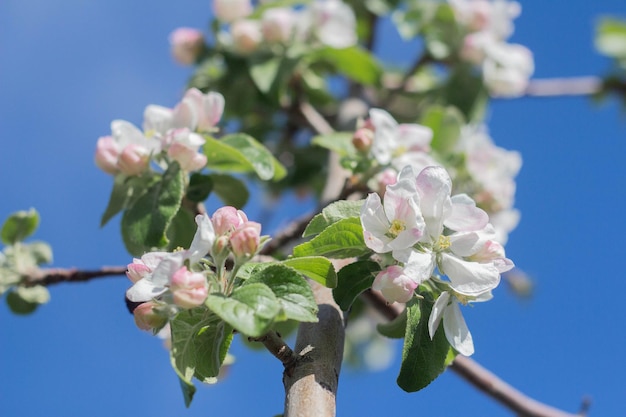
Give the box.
[186,213,216,264]
[164,128,207,171]
[309,0,357,49]
[231,20,263,54]
[212,206,248,236]
[372,265,418,304]
[133,301,167,331]
[366,109,433,166]
[230,221,262,260]
[170,267,208,308]
[482,42,534,97]
[261,8,295,43]
[126,252,185,303]
[169,27,204,65]
[212,0,253,23]
[95,120,159,176]
[361,171,425,255]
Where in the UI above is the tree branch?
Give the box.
[283,281,345,417]
[361,290,586,417]
[23,266,127,287]
[249,331,297,370]
[520,77,602,97]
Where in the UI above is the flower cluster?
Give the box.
[95,88,224,176]
[450,0,534,96]
[212,0,357,54]
[361,165,513,355]
[353,108,439,194]
[127,206,263,332]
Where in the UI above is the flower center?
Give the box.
[387,219,406,238]
[435,235,451,251]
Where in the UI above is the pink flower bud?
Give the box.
[372,265,417,304]
[95,136,121,174]
[261,8,294,43]
[231,20,262,54]
[352,127,374,152]
[213,0,253,23]
[169,27,204,66]
[126,258,151,283]
[117,144,150,176]
[134,301,167,331]
[168,142,207,171]
[170,267,208,309]
[230,221,261,259]
[212,206,248,235]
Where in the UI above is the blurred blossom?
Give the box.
[309,0,357,48]
[231,19,263,53]
[482,43,534,97]
[169,27,204,65]
[212,0,253,23]
[212,206,249,236]
[261,8,295,43]
[230,221,262,259]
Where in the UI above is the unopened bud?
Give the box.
[352,127,374,152]
[134,301,167,331]
[170,267,208,309]
[117,144,150,176]
[169,28,204,66]
[230,222,261,260]
[95,136,120,174]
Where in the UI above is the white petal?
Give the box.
[449,231,487,257]
[369,108,398,165]
[151,253,185,286]
[140,251,170,270]
[416,166,452,237]
[396,123,432,151]
[402,250,436,284]
[428,291,450,339]
[126,278,167,302]
[188,214,216,264]
[443,301,474,356]
[440,252,500,296]
[361,193,392,253]
[143,105,174,135]
[445,195,489,232]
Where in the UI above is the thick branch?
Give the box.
[283,282,345,417]
[361,290,585,417]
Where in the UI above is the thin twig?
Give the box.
[249,331,297,371]
[521,77,602,97]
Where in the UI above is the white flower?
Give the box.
[361,171,425,255]
[186,213,216,264]
[212,0,253,23]
[368,108,433,166]
[482,42,534,97]
[395,166,506,297]
[309,0,357,49]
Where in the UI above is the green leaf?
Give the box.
[420,106,464,154]
[377,308,407,339]
[6,286,50,315]
[206,283,281,337]
[596,17,626,58]
[293,217,368,259]
[209,173,250,209]
[101,175,158,227]
[1,209,39,245]
[176,372,196,408]
[313,46,382,85]
[397,298,451,392]
[246,264,318,323]
[303,200,364,237]
[311,132,356,157]
[204,134,286,181]
[332,260,379,311]
[121,163,184,256]
[166,208,197,252]
[170,309,234,387]
[222,133,286,181]
[249,56,282,93]
[186,173,213,203]
[281,256,337,288]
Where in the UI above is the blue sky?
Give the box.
[2,1,626,416]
